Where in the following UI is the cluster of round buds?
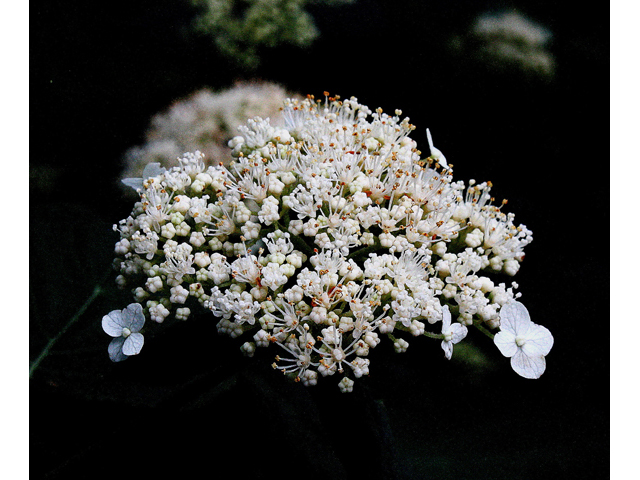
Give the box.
[108,93,552,389]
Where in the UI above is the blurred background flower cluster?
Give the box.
[30,1,607,479]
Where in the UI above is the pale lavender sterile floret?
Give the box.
[102,303,146,362]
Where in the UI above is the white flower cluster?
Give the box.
[452,10,555,77]
[122,82,297,183]
[108,93,553,389]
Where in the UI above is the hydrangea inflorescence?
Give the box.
[107,93,553,390]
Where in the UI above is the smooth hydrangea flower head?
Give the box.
[102,303,145,362]
[494,301,553,379]
[107,92,546,391]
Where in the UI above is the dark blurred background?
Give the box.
[30,1,608,479]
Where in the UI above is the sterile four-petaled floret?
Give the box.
[102,303,146,362]
[494,301,553,379]
[440,305,468,360]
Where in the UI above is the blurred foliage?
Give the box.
[191,0,319,70]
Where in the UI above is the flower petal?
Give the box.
[141,162,165,179]
[450,323,468,344]
[510,349,546,379]
[441,305,451,329]
[122,333,144,356]
[107,337,128,362]
[494,330,517,357]
[121,177,143,192]
[102,310,126,337]
[522,324,554,357]
[124,303,145,332]
[122,164,165,192]
[441,340,453,360]
[499,301,531,336]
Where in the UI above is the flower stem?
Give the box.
[395,323,444,340]
[422,331,445,340]
[29,284,103,379]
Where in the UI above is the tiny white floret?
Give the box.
[338,377,354,393]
